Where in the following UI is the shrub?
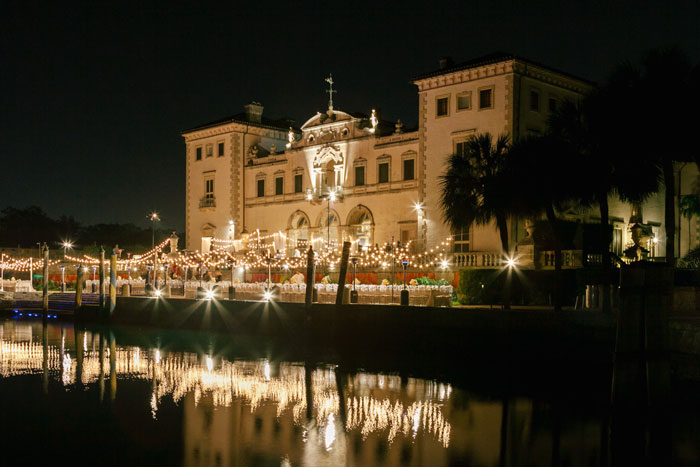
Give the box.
[416,276,437,286]
[680,246,700,268]
[459,268,586,306]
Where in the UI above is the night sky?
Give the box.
[2,1,698,232]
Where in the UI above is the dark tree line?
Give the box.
[0,206,183,254]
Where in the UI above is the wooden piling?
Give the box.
[304,247,315,308]
[99,247,105,309]
[75,265,83,309]
[42,243,49,315]
[335,241,351,305]
[109,253,117,314]
[612,262,671,407]
[610,262,672,464]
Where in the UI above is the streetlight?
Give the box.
[326,189,337,249]
[62,240,73,258]
[350,257,358,304]
[149,212,160,249]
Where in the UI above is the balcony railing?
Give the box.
[540,250,583,269]
[199,197,216,209]
[453,252,502,268]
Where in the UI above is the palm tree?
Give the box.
[547,93,660,311]
[440,133,513,256]
[504,135,586,311]
[608,48,697,264]
[440,133,514,307]
[680,194,700,255]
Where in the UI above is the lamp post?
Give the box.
[326,190,336,250]
[391,236,395,303]
[62,241,73,259]
[350,257,358,304]
[61,266,66,292]
[401,258,409,305]
[149,212,160,250]
[266,255,272,298]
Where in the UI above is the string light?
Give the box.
[0,236,453,275]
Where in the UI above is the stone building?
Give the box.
[183,53,699,264]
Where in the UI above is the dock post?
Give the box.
[304,246,315,308]
[42,243,49,316]
[401,259,409,305]
[611,262,672,465]
[335,242,351,305]
[75,265,83,310]
[109,251,117,315]
[99,246,106,310]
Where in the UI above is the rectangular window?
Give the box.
[548,97,557,112]
[257,179,265,198]
[612,228,623,256]
[456,92,471,111]
[355,165,365,186]
[479,88,493,109]
[530,90,540,112]
[455,141,468,156]
[275,176,283,195]
[206,144,213,158]
[195,147,202,161]
[378,162,389,184]
[205,178,214,199]
[403,159,415,181]
[217,142,224,156]
[453,228,470,253]
[294,174,303,193]
[436,97,449,117]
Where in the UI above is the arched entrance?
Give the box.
[317,208,341,248]
[346,205,374,250]
[287,210,310,253]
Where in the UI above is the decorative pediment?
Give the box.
[313,143,343,166]
[200,223,216,236]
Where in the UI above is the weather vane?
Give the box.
[325,74,337,110]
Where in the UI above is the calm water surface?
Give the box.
[0,318,697,466]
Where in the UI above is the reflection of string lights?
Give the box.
[0,328,453,448]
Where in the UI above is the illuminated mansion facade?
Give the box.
[183,53,698,261]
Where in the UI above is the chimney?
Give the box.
[439,57,454,70]
[244,102,263,123]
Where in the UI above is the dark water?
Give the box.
[0,317,698,466]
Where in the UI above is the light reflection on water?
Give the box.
[0,319,613,466]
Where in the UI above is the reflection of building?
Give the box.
[1,321,613,466]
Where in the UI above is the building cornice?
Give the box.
[183,123,286,143]
[374,131,419,148]
[413,59,592,94]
